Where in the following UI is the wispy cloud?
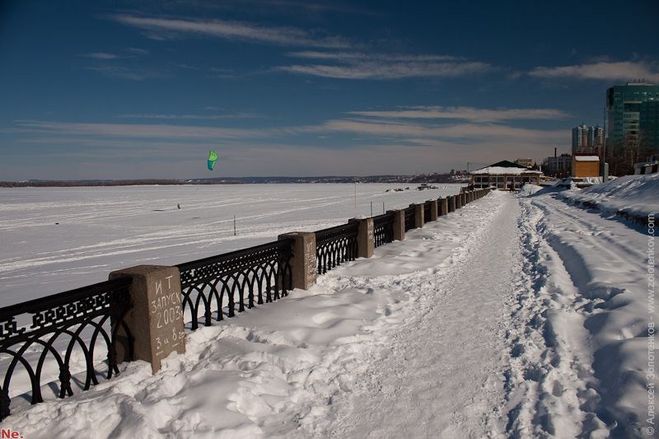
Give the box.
[210,0,377,16]
[111,14,350,48]
[82,47,152,80]
[84,52,121,60]
[82,48,149,60]
[308,118,566,143]
[117,113,260,120]
[84,65,162,81]
[349,106,570,122]
[278,59,490,79]
[288,51,459,62]
[529,61,659,82]
[277,50,491,80]
[14,120,267,140]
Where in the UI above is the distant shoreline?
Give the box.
[0,174,470,187]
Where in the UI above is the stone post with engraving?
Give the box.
[109,265,186,373]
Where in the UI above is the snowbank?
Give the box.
[558,173,659,220]
[522,191,656,437]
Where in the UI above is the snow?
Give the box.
[2,183,656,438]
[517,188,656,437]
[558,173,659,218]
[0,183,462,306]
[573,155,600,161]
[471,166,541,175]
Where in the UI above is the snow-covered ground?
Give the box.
[2,181,656,438]
[557,173,659,219]
[0,183,462,306]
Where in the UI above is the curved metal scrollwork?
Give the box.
[177,240,293,330]
[373,213,394,248]
[0,278,133,422]
[404,207,416,231]
[315,222,358,274]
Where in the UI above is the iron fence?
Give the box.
[0,278,133,422]
[177,240,293,330]
[315,222,358,274]
[373,213,394,248]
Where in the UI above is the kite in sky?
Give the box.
[207,150,218,171]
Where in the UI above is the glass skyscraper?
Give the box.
[606,83,659,151]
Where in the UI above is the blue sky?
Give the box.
[1,0,658,180]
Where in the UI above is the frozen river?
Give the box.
[0,183,463,305]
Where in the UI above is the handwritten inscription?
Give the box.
[150,275,185,358]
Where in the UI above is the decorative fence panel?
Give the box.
[373,213,394,248]
[315,223,359,274]
[177,240,293,330]
[0,278,134,422]
[404,207,416,231]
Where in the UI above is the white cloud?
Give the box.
[111,14,350,48]
[312,119,566,143]
[349,106,570,122]
[278,61,490,79]
[529,61,659,82]
[278,50,490,80]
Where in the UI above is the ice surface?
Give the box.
[0,183,462,305]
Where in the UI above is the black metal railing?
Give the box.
[315,222,358,274]
[0,278,133,421]
[404,207,416,231]
[177,240,293,330]
[373,213,394,248]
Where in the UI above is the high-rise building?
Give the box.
[590,125,605,151]
[571,124,604,155]
[572,124,590,153]
[606,83,659,151]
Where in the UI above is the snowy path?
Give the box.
[506,191,654,438]
[323,192,520,438]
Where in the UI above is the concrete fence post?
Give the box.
[109,265,186,374]
[414,203,424,228]
[278,232,316,290]
[449,195,456,212]
[428,200,438,221]
[461,192,467,206]
[440,197,449,216]
[456,193,462,209]
[350,217,374,258]
[391,209,405,241]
